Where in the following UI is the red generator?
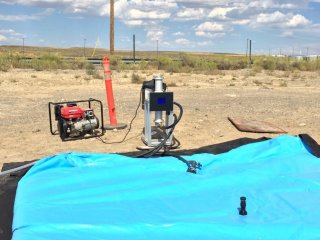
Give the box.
[48,99,105,141]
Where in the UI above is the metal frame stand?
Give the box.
[142,75,174,147]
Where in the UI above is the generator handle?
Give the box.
[48,102,55,135]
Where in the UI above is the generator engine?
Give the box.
[54,103,99,140]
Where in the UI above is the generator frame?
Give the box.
[48,98,105,141]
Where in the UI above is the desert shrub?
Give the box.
[158,56,182,73]
[108,55,129,71]
[144,60,161,71]
[32,60,54,71]
[8,54,23,68]
[306,59,320,71]
[166,61,181,73]
[275,61,290,71]
[2,50,319,73]
[85,63,97,76]
[138,60,148,70]
[93,73,103,79]
[31,54,67,71]
[109,55,122,68]
[214,57,247,70]
[180,54,219,73]
[280,81,288,87]
[267,58,320,72]
[0,53,31,70]
[254,57,276,71]
[290,60,320,71]
[131,73,144,84]
[40,54,61,62]
[180,53,197,68]
[252,65,262,73]
[216,60,232,70]
[316,59,320,71]
[70,57,87,69]
[235,59,248,69]
[253,79,262,85]
[195,58,217,72]
[0,54,12,71]
[159,56,173,67]
[228,58,247,70]
[291,61,306,71]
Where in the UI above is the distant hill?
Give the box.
[0,45,243,59]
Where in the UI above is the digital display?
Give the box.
[149,92,173,111]
[157,98,166,105]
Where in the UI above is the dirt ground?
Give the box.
[1,68,319,169]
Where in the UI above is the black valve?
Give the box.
[239,196,247,215]
[186,160,202,174]
[187,166,197,174]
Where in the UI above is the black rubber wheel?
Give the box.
[58,118,69,141]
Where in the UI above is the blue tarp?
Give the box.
[12,135,320,239]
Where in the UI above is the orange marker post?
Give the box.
[102,56,127,130]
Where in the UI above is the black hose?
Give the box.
[135,101,183,158]
[165,102,183,129]
[162,152,191,168]
[173,136,181,148]
[135,116,177,158]
[162,152,202,174]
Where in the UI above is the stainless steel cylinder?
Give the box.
[154,75,163,126]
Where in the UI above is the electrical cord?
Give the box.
[96,89,142,144]
[0,93,192,176]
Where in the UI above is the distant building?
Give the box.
[288,55,304,60]
[272,54,286,58]
[308,55,320,61]
[271,54,319,61]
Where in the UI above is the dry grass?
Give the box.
[131,73,144,84]
[1,46,319,76]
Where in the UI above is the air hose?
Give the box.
[0,162,36,177]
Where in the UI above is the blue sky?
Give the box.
[0,0,320,54]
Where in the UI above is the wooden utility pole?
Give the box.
[110,0,114,54]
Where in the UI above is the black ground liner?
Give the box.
[0,134,319,240]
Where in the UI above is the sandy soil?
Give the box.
[1,68,319,168]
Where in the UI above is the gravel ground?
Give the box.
[0,68,319,168]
